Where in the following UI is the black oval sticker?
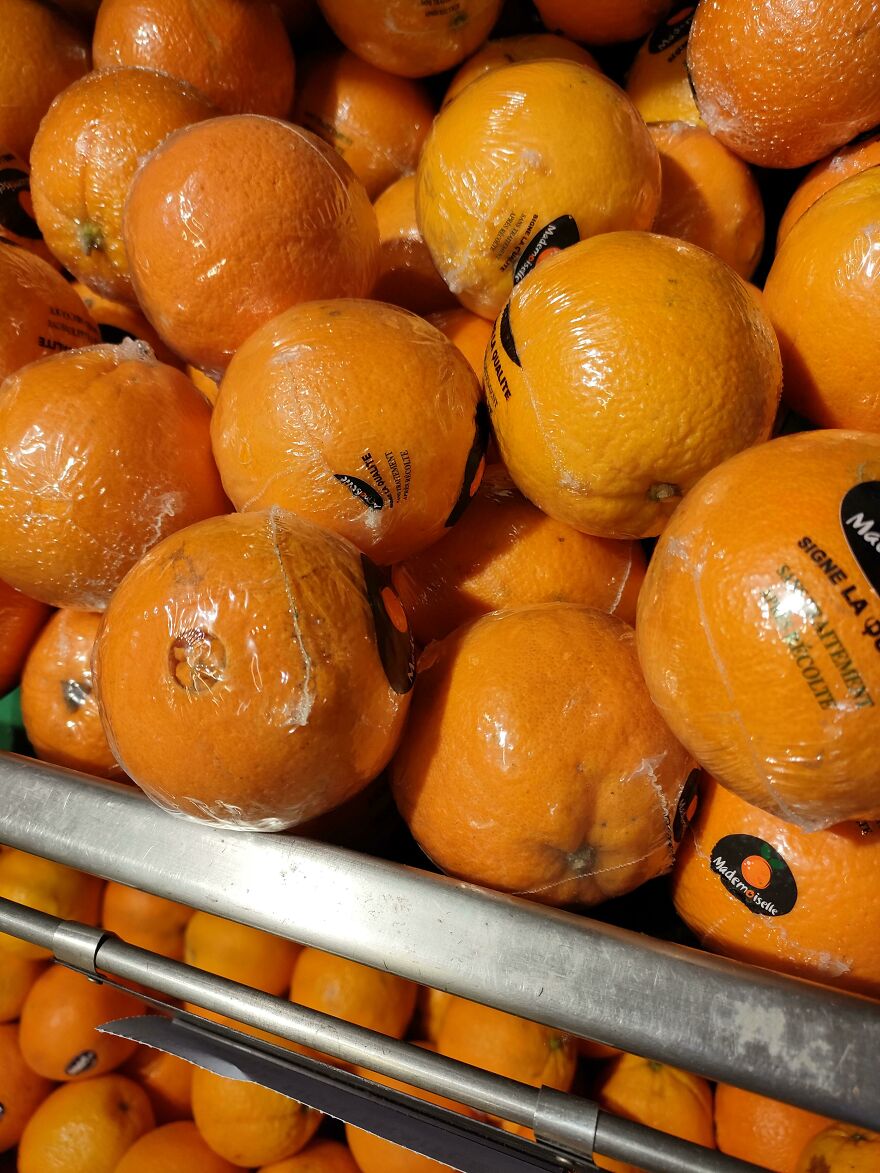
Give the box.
[360,555,415,696]
[334,474,385,511]
[841,482,880,596]
[648,7,694,55]
[710,834,797,917]
[65,1049,98,1077]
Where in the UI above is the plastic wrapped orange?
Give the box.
[211,300,483,564]
[0,342,228,609]
[391,604,694,906]
[71,283,183,367]
[485,232,781,539]
[443,33,598,107]
[626,8,702,126]
[424,308,492,379]
[0,579,50,698]
[535,0,670,44]
[94,509,414,830]
[777,132,880,247]
[0,149,60,267]
[637,431,880,830]
[416,60,661,319]
[124,116,379,377]
[372,176,458,315]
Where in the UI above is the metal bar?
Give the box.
[1,755,878,1130]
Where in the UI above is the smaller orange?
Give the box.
[17,1073,155,1173]
[0,149,60,267]
[186,364,219,405]
[424,308,492,379]
[122,1047,193,1124]
[0,848,104,960]
[259,1138,360,1172]
[714,1083,834,1173]
[184,911,301,996]
[72,283,183,367]
[0,954,45,1022]
[114,1120,239,1173]
[19,963,143,1081]
[626,7,702,126]
[372,175,457,315]
[795,1125,880,1173]
[443,34,598,107]
[778,132,880,247]
[413,986,453,1043]
[535,0,670,44]
[102,882,194,960]
[0,578,50,698]
[0,1022,53,1153]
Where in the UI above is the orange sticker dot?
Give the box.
[381,586,409,634]
[469,456,486,499]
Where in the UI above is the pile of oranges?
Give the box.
[1,0,879,1169]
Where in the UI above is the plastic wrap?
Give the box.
[673,776,880,1000]
[636,431,880,831]
[371,175,458,315]
[316,0,503,79]
[123,116,379,378]
[442,33,599,107]
[416,59,661,320]
[94,508,414,831]
[211,299,485,565]
[624,7,702,126]
[484,232,782,540]
[0,339,228,609]
[764,167,880,432]
[392,465,646,646]
[777,131,880,246]
[534,0,670,45]
[390,603,695,908]
[687,0,880,168]
[294,50,435,200]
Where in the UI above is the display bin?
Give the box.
[0,753,878,1173]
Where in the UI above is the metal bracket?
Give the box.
[52,920,110,979]
[534,1085,599,1167]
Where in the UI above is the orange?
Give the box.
[0,245,99,383]
[0,0,89,161]
[416,60,660,319]
[94,510,413,829]
[714,1083,834,1173]
[443,33,598,106]
[191,1069,322,1167]
[626,8,702,126]
[19,964,142,1081]
[0,342,227,609]
[290,947,418,1047]
[577,1039,623,1061]
[0,1022,53,1153]
[372,176,458,315]
[687,0,880,168]
[673,777,880,999]
[0,579,50,698]
[185,364,219,406]
[485,232,782,539]
[122,1047,193,1124]
[115,1120,239,1173]
[294,50,434,200]
[0,848,103,960]
[593,1053,715,1173]
[535,0,670,44]
[764,168,880,432]
[30,67,216,304]
[123,115,378,377]
[211,300,483,564]
[93,0,295,118]
[17,1073,155,1173]
[259,1139,360,1172]
[72,283,182,367]
[0,954,45,1022]
[795,1125,880,1172]
[391,604,694,906]
[102,883,193,961]
[20,609,123,779]
[648,122,765,279]
[778,132,880,247]
[424,308,492,379]
[392,466,646,645]
[636,430,880,830]
[316,0,503,79]
[185,911,300,995]
[414,987,453,1043]
[0,149,60,267]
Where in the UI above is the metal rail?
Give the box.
[1,755,878,1132]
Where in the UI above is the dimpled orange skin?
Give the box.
[0,0,89,161]
[93,0,294,118]
[114,1121,240,1173]
[72,283,183,367]
[17,1074,155,1173]
[0,1022,52,1153]
[417,60,661,320]
[443,33,598,107]
[316,0,502,79]
[649,122,765,279]
[0,955,45,1022]
[20,609,124,780]
[294,50,434,200]
[626,7,703,126]
[0,579,50,697]
[185,911,301,995]
[795,1126,880,1173]
[425,308,493,379]
[392,466,646,646]
[102,882,193,961]
[124,116,379,377]
[0,246,100,383]
[0,848,103,960]
[0,344,228,610]
[122,1048,193,1124]
[0,150,61,268]
[290,948,418,1043]
[485,233,782,539]
[594,1054,715,1173]
[392,605,694,906]
[764,169,880,432]
[688,0,880,169]
[673,777,880,999]
[94,510,411,830]
[638,431,880,829]
[30,68,216,305]
[777,134,880,248]
[372,176,458,315]
[714,1083,834,1173]
[260,1139,360,1173]
[211,300,481,565]
[535,0,670,44]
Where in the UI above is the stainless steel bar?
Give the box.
[1,756,878,1130]
[593,1114,755,1173]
